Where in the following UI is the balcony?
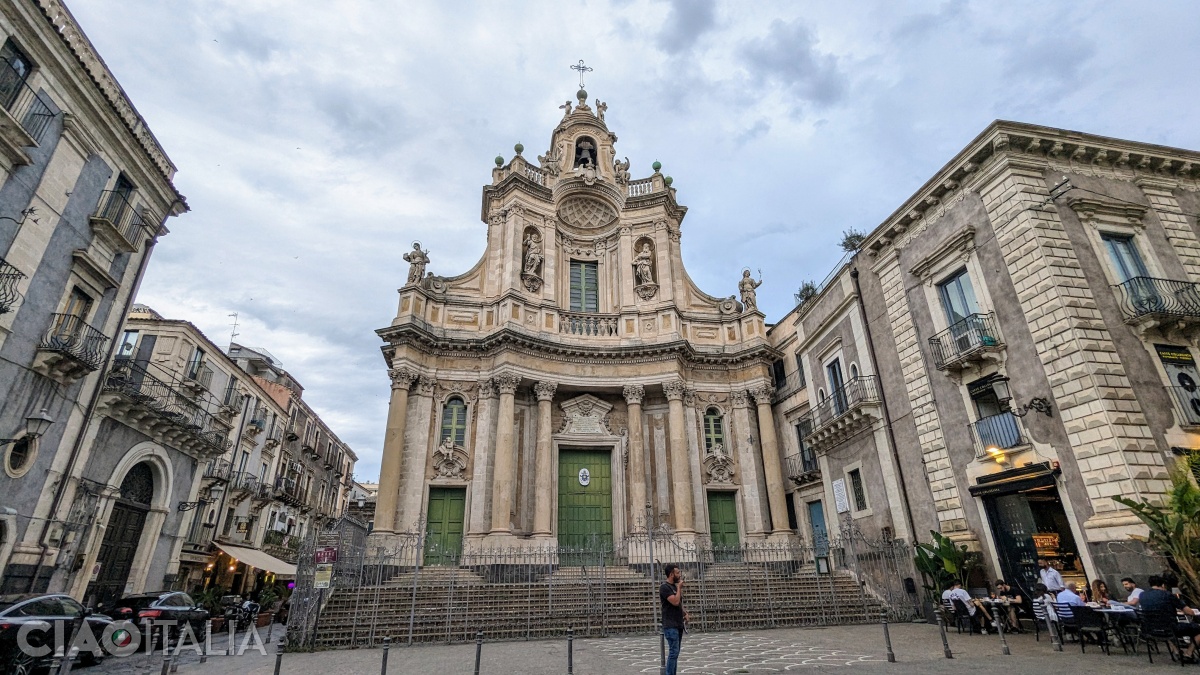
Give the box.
[1113,276,1200,339]
[285,423,299,442]
[800,376,882,454]
[262,530,299,564]
[559,311,618,337]
[264,421,282,449]
[181,363,213,396]
[244,417,266,438]
[784,452,820,486]
[928,312,1004,374]
[202,458,233,483]
[772,370,807,402]
[251,480,275,503]
[35,313,110,383]
[101,360,231,458]
[0,59,54,165]
[1166,385,1200,428]
[276,478,303,507]
[0,257,25,314]
[969,411,1028,460]
[88,190,147,253]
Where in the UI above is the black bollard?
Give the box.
[474,631,483,675]
[159,649,172,675]
[381,636,391,674]
[567,626,574,675]
[200,621,209,664]
[273,637,285,675]
[935,612,953,659]
[1045,605,1062,652]
[992,601,1011,656]
[880,609,896,663]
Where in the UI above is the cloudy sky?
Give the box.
[68,0,1200,481]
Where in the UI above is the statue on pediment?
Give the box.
[739,269,762,311]
[403,242,429,285]
[613,156,631,185]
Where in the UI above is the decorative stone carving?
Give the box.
[558,394,615,435]
[738,270,762,311]
[432,437,468,479]
[493,372,521,395]
[703,451,736,485]
[559,100,573,117]
[417,376,437,396]
[622,384,645,405]
[633,241,659,301]
[534,381,558,402]
[613,156,630,184]
[478,379,497,399]
[749,385,775,406]
[662,380,687,401]
[538,147,562,177]
[558,196,617,230]
[388,367,417,390]
[729,390,750,409]
[403,242,429,285]
[522,230,544,293]
[717,296,742,315]
[420,274,448,294]
[682,389,697,407]
[595,100,607,122]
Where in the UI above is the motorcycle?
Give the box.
[220,595,259,633]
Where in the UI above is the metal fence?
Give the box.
[286,521,917,650]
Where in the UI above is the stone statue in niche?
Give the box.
[521,231,544,293]
[703,452,735,485]
[403,242,429,285]
[432,436,468,479]
[634,242,659,301]
[613,156,631,185]
[738,269,762,311]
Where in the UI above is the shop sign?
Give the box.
[313,563,332,589]
[1156,344,1195,365]
[314,547,338,564]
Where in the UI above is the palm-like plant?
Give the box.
[1113,468,1200,600]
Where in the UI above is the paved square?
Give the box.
[595,632,879,672]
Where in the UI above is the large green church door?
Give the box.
[557,449,613,564]
[707,491,740,562]
[424,487,465,565]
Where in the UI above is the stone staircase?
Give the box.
[310,562,886,647]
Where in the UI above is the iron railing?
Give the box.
[39,313,110,371]
[928,312,1002,370]
[91,190,147,246]
[802,375,880,433]
[772,369,807,400]
[0,257,25,314]
[559,311,618,337]
[285,524,916,650]
[784,451,820,484]
[969,411,1025,459]
[1166,386,1200,427]
[203,458,233,482]
[102,360,231,454]
[185,363,213,391]
[0,58,54,143]
[1113,276,1200,321]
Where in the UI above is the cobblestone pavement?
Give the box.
[67,621,1193,674]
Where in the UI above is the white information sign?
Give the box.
[578,468,591,487]
[832,479,850,514]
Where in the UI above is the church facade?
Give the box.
[373,91,793,557]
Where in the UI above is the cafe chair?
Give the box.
[1136,607,1188,664]
[1052,603,1082,644]
[1071,606,1112,655]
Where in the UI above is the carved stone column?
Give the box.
[663,380,694,533]
[622,385,647,526]
[375,367,416,533]
[466,380,497,537]
[489,372,522,534]
[751,385,788,533]
[398,375,438,533]
[531,380,558,537]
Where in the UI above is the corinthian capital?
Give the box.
[662,380,687,401]
[479,379,497,399]
[417,375,438,396]
[493,372,521,395]
[388,367,418,390]
[622,384,645,406]
[749,385,775,406]
[534,381,558,401]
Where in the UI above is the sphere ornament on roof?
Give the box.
[652,160,662,172]
[514,143,524,155]
[495,154,504,167]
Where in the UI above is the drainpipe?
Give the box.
[850,264,917,542]
[28,199,182,593]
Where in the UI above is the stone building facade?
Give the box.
[0,0,187,594]
[374,91,792,558]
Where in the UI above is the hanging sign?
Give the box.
[1155,344,1195,365]
[313,547,338,564]
[578,468,591,487]
[313,564,332,589]
[832,479,850,514]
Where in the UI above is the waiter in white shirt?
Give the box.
[1037,558,1064,593]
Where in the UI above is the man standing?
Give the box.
[1037,558,1064,594]
[661,563,689,675]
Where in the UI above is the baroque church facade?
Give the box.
[373,90,792,555]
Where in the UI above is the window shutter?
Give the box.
[570,262,583,311]
[569,261,599,312]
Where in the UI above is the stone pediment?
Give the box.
[558,394,614,435]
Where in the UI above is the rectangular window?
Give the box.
[569,260,599,312]
[1101,233,1149,283]
[794,354,806,389]
[771,359,787,389]
[0,40,35,108]
[62,287,93,320]
[115,330,139,360]
[937,268,979,325]
[796,419,817,472]
[826,358,846,415]
[223,376,239,406]
[186,346,205,379]
[848,468,867,512]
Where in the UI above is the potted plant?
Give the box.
[914,531,981,622]
[256,586,280,627]
[194,586,227,633]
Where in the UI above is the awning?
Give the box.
[968,461,1061,498]
[215,543,297,576]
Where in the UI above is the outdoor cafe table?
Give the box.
[1096,606,1138,651]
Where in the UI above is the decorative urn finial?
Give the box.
[495,154,504,167]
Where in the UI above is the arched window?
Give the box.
[703,407,725,453]
[440,396,467,446]
[119,462,154,506]
[849,363,859,380]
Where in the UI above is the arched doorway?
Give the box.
[87,462,154,607]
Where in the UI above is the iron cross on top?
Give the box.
[571,59,593,89]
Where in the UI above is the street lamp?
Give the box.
[1,408,55,443]
[990,377,1052,418]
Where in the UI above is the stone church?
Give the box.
[372,90,792,557]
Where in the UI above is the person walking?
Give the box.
[1037,558,1064,594]
[660,563,689,675]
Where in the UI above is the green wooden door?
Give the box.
[557,449,613,564]
[424,487,465,565]
[707,492,741,562]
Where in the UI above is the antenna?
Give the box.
[228,312,240,348]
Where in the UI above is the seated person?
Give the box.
[992,579,1024,631]
[1091,579,1111,605]
[1140,575,1200,662]
[943,581,989,633]
[1054,582,1085,620]
[1119,577,1143,607]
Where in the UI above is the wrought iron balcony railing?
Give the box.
[969,411,1025,459]
[0,257,25,315]
[1112,276,1200,321]
[784,452,820,484]
[929,312,1002,370]
[39,313,109,371]
[772,370,807,401]
[203,458,233,482]
[803,375,880,432]
[0,58,54,143]
[559,311,618,337]
[1166,386,1200,427]
[90,190,148,247]
[103,360,231,455]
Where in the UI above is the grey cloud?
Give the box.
[740,19,846,107]
[657,0,717,54]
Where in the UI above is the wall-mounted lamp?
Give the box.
[990,377,1053,418]
[177,498,212,512]
[0,409,55,444]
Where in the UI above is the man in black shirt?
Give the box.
[1140,575,1200,661]
[660,563,689,675]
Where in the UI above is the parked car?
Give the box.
[106,591,209,646]
[0,593,113,673]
